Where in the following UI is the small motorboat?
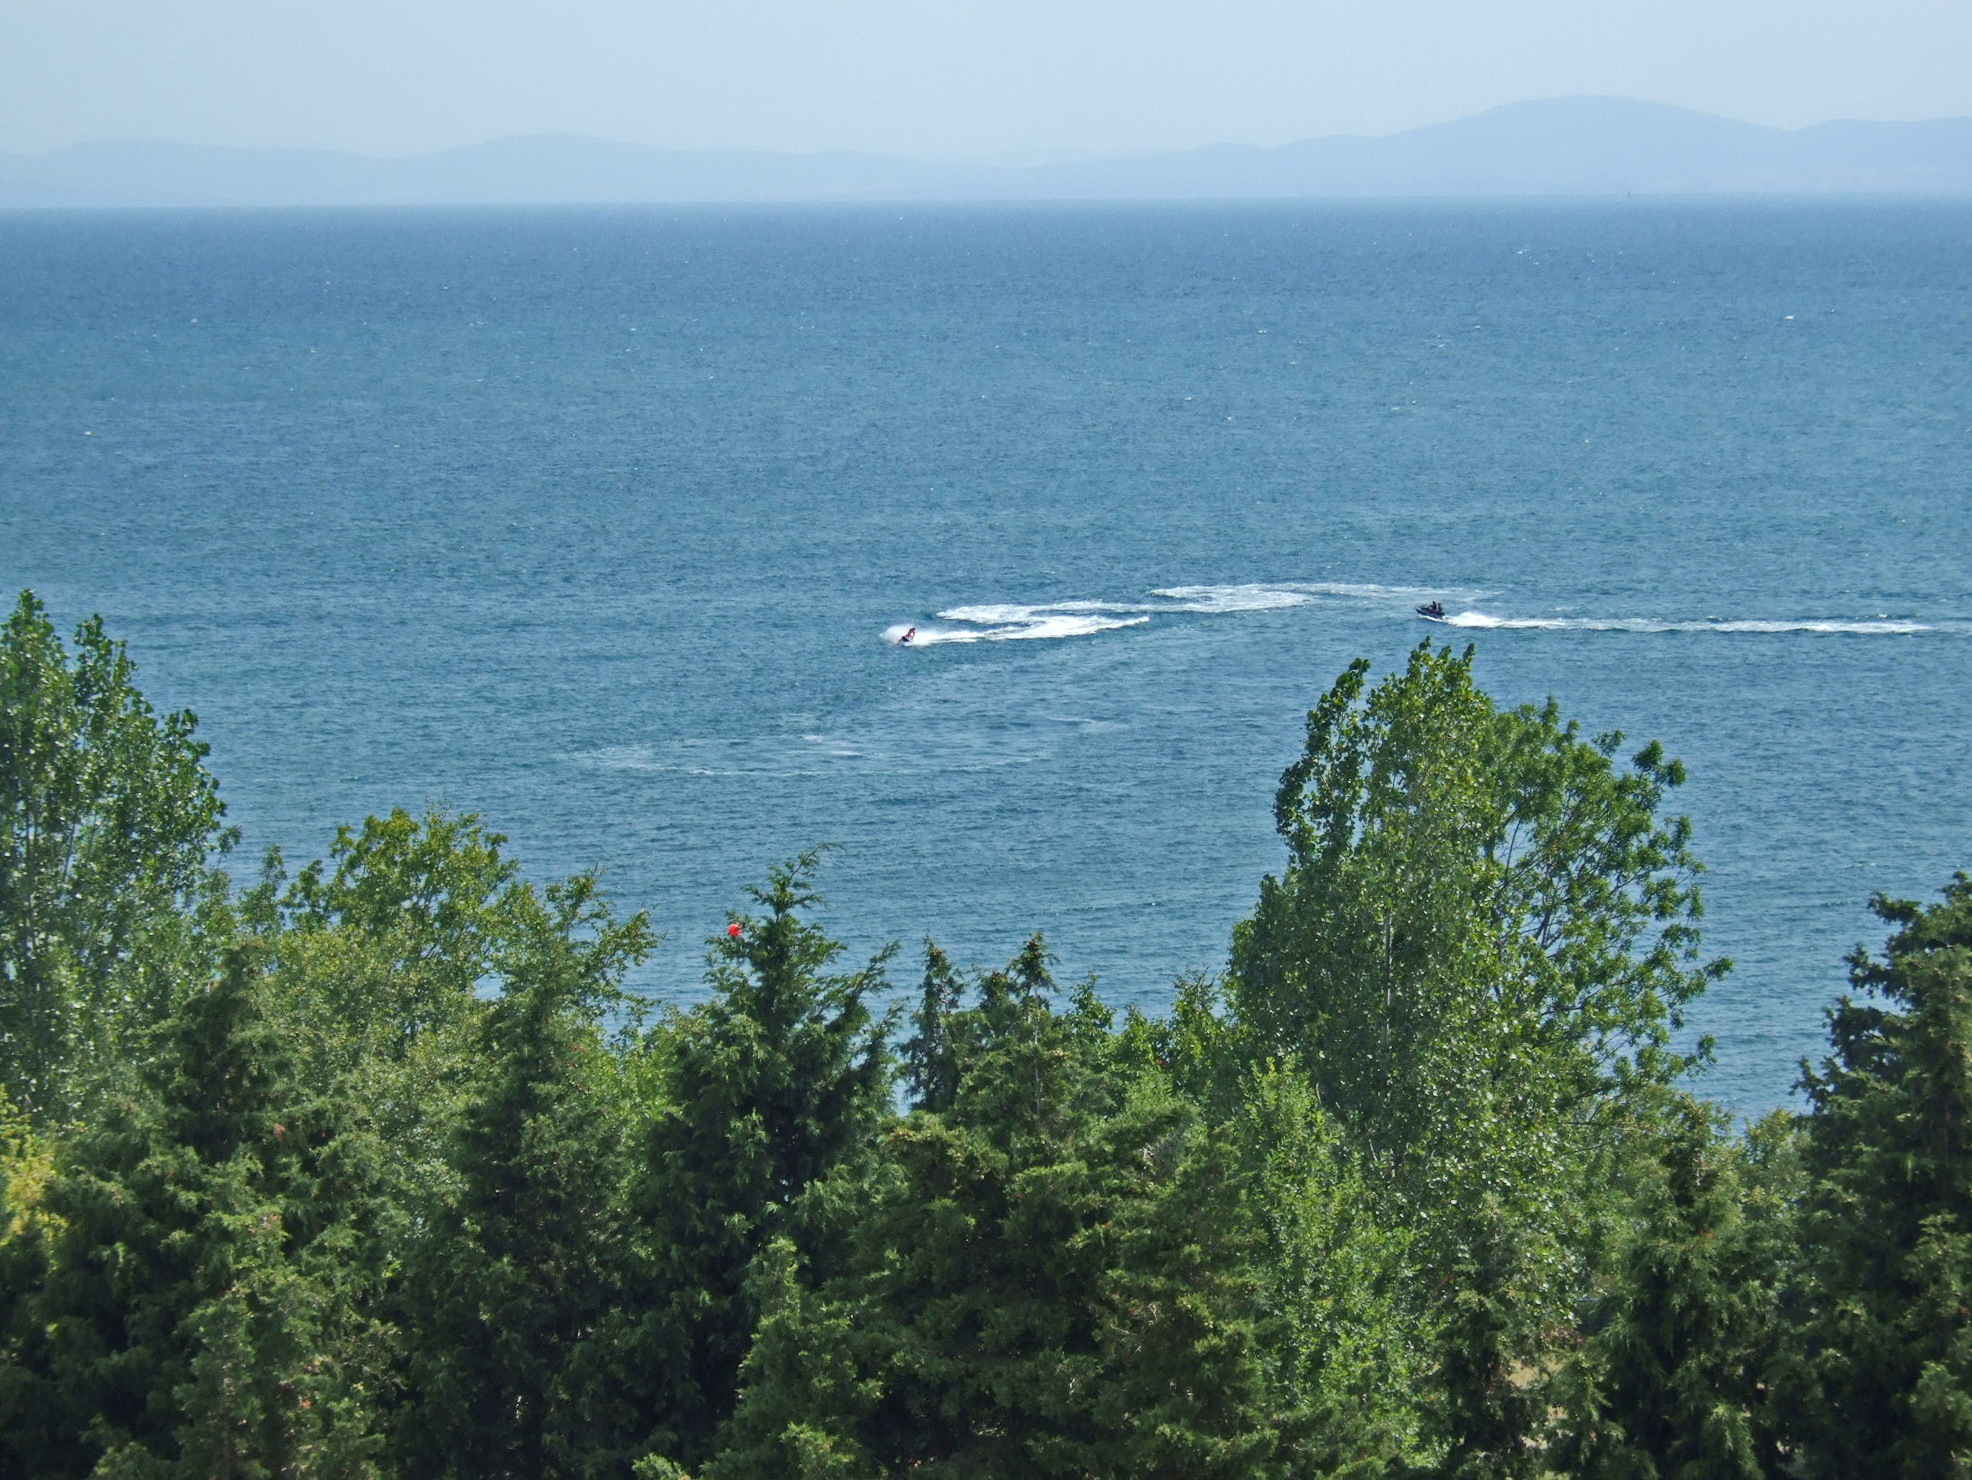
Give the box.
[1415,601,1446,621]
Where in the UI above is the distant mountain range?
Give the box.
[4,98,1969,208]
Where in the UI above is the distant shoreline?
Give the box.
[5,97,1970,209]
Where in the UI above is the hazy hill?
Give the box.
[985,97,1972,198]
[2,97,1968,207]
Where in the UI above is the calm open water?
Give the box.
[2,200,1968,1113]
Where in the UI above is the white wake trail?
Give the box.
[887,584,1313,646]
[1443,612,1936,635]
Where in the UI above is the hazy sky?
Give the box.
[3,0,1968,159]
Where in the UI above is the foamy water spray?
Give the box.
[882,583,1314,645]
[884,583,1961,647]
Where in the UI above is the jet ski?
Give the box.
[1415,601,1447,621]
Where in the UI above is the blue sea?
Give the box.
[3,201,1968,1114]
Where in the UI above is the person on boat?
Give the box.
[900,626,917,645]
[1416,601,1445,619]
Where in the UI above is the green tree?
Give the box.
[0,1086,59,1459]
[712,941,1280,1480]
[391,869,653,1480]
[631,854,892,1468]
[0,590,234,1122]
[268,808,523,1054]
[1553,1096,1798,1480]
[901,941,965,1115]
[1228,644,1725,1470]
[1780,874,1972,1477]
[0,946,393,1479]
[254,810,532,1208]
[1230,1061,1427,1477]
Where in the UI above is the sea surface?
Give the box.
[2,201,1968,1114]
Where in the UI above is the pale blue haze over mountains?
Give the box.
[1,200,1967,1117]
[3,99,1971,207]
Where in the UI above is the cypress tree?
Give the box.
[712,942,1281,1480]
[1553,1095,1797,1480]
[0,946,392,1479]
[901,941,965,1115]
[1782,874,1972,1476]
[392,871,653,1480]
[632,854,892,1467]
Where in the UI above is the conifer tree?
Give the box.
[1553,1096,1797,1480]
[632,854,892,1467]
[1781,874,1972,1476]
[901,941,965,1115]
[0,946,392,1479]
[712,941,1281,1480]
[392,871,653,1480]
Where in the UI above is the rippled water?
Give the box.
[3,200,1967,1112]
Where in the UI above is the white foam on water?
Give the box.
[1443,612,1936,635]
[1149,584,1314,612]
[887,612,1150,645]
[975,612,1152,641]
[580,745,666,772]
[885,581,1951,649]
[883,622,983,646]
[888,583,1316,646]
[1705,619,1935,635]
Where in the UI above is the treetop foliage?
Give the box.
[0,591,235,1122]
[1240,642,1721,1126]
[1,593,1965,1480]
[1784,873,1972,1475]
